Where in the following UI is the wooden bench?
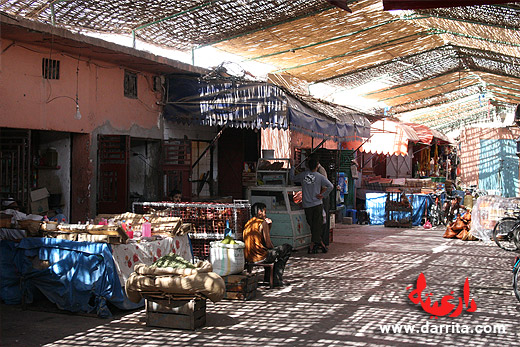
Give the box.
[245,261,274,289]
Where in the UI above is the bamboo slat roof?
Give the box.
[2,0,520,132]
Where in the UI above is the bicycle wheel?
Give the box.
[430,206,439,226]
[440,206,449,226]
[492,217,520,251]
[513,257,520,302]
[428,202,438,226]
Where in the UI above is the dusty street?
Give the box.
[2,224,519,346]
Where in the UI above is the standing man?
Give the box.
[290,157,334,254]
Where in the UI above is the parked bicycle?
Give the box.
[492,211,520,252]
[427,192,444,226]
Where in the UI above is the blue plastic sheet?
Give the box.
[0,238,141,317]
[366,193,386,225]
[366,193,430,226]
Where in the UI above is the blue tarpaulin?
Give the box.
[366,193,430,226]
[0,238,141,317]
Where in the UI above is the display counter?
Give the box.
[247,185,311,249]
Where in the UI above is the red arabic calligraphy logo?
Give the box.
[407,273,477,319]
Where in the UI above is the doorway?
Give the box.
[218,128,259,199]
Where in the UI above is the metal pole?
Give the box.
[50,3,55,25]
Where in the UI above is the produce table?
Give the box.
[0,228,26,240]
[111,235,191,288]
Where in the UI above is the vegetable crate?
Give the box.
[222,272,259,301]
[145,297,206,330]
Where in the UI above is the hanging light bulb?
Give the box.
[74,104,82,120]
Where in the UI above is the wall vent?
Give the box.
[42,58,60,79]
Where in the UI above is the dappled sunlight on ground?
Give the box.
[4,224,520,346]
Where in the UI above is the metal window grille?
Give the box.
[0,128,31,210]
[42,58,60,80]
[124,70,137,98]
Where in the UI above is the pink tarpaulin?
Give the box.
[362,119,420,156]
[403,123,452,145]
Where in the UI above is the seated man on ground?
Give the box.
[243,202,292,287]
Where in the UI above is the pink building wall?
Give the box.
[0,21,203,218]
[0,40,162,136]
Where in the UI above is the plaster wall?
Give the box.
[1,40,168,217]
[0,40,164,135]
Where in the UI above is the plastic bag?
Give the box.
[470,195,520,242]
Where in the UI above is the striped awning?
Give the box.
[164,75,372,142]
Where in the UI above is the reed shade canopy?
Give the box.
[2,0,520,132]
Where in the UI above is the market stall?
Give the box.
[132,201,251,260]
[0,209,194,317]
[0,235,192,316]
[366,191,430,226]
[165,75,373,204]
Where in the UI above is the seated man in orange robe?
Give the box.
[243,202,292,287]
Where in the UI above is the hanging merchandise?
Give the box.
[434,143,439,176]
[418,147,430,175]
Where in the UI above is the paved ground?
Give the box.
[2,224,520,346]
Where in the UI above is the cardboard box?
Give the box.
[30,188,50,201]
[30,199,49,214]
[30,188,50,214]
